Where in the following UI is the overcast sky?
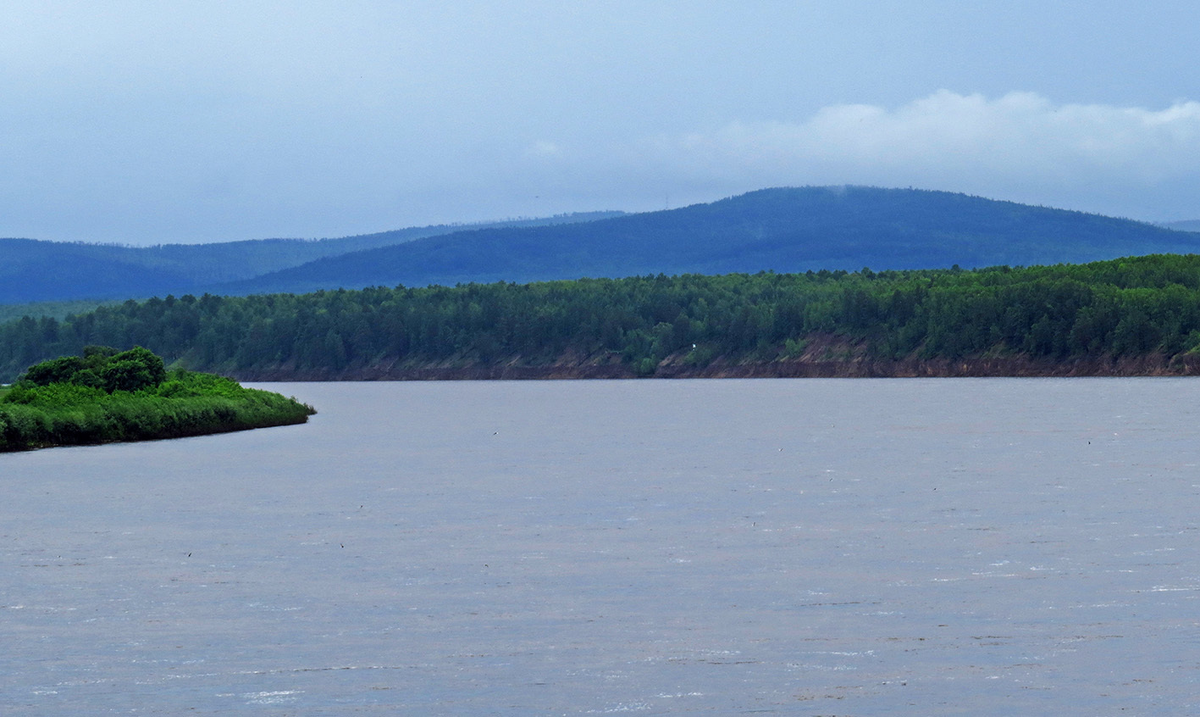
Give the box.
[2,2,1199,245]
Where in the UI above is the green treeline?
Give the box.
[4,253,1200,381]
[1,347,315,451]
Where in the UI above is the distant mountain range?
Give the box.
[5,186,1200,305]
[0,212,621,305]
[1163,219,1200,232]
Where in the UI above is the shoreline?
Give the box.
[231,353,1200,381]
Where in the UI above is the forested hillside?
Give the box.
[213,187,1200,296]
[7,187,1198,307]
[5,253,1200,381]
[0,212,622,304]
[0,299,118,324]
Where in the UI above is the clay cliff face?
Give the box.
[231,351,1200,382]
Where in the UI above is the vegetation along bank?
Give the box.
[5,254,1200,381]
[0,346,315,452]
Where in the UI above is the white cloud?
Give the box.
[527,140,563,158]
[621,91,1200,216]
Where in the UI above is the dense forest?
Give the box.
[0,298,118,324]
[4,253,1200,381]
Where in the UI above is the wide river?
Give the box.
[3,379,1200,714]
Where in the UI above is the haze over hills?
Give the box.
[1163,220,1200,232]
[0,212,622,305]
[4,186,1200,306]
[213,186,1200,297]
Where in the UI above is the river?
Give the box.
[3,379,1199,714]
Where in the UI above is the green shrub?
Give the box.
[24,356,86,386]
[21,345,167,394]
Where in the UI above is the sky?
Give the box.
[2,1,1200,245]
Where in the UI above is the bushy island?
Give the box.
[0,346,315,452]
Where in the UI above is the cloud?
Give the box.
[527,140,563,158]
[621,91,1200,216]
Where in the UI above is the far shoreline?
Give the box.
[231,353,1200,382]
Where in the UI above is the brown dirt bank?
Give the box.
[230,353,1200,381]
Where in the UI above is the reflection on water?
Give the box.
[3,379,1200,714]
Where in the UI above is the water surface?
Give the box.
[3,379,1200,714]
